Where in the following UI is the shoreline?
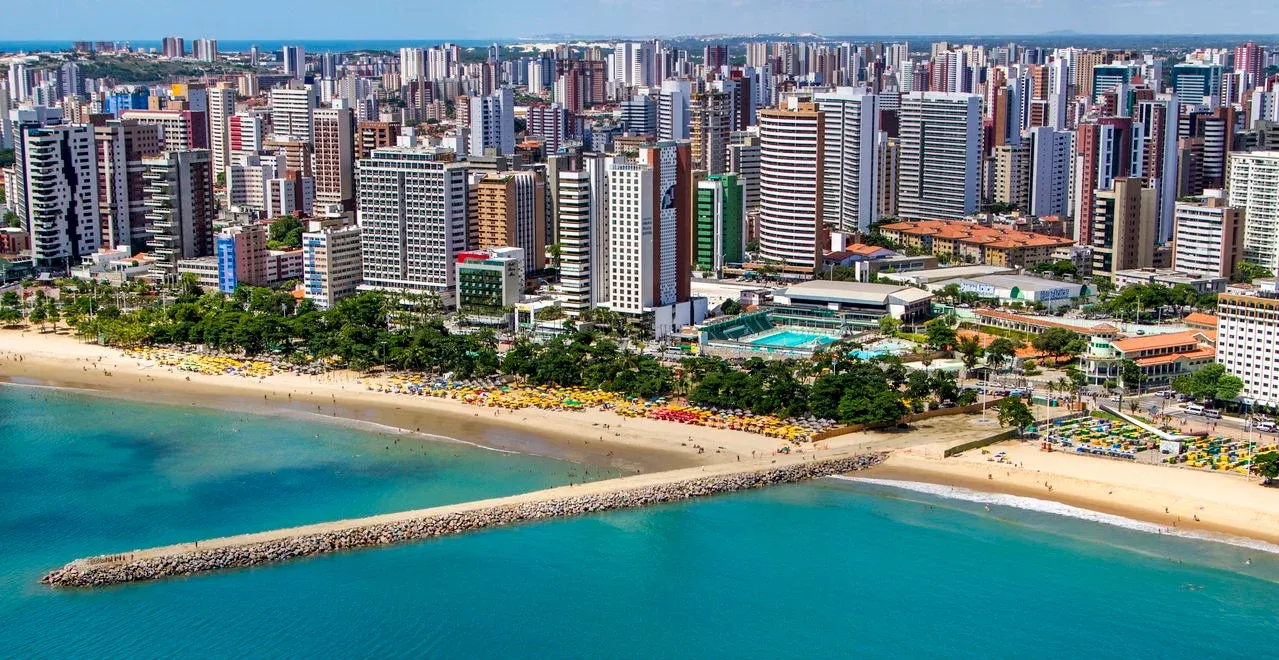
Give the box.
[863,446,1279,547]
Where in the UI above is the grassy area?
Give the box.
[59,57,251,84]
[957,322,1035,343]
[1090,410,1124,422]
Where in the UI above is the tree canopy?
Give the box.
[1170,364,1244,403]
[267,216,303,251]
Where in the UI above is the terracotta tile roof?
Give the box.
[1134,347,1215,366]
[1183,312,1218,328]
[975,309,1101,334]
[1112,330,1204,353]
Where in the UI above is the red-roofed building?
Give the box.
[878,219,1073,268]
[1083,329,1217,388]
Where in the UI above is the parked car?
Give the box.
[1204,408,1222,419]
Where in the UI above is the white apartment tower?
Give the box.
[302,222,363,309]
[758,103,824,271]
[557,155,611,317]
[814,88,878,232]
[269,85,315,141]
[606,159,655,314]
[1217,280,1279,408]
[1228,151,1279,272]
[358,148,469,295]
[468,87,514,157]
[207,85,236,178]
[282,45,306,80]
[13,121,100,271]
[898,92,982,220]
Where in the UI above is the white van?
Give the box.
[1185,404,1205,416]
[1256,421,1276,433]
[1204,408,1223,419]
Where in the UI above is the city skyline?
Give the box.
[5,0,1279,41]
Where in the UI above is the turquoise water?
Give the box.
[4,384,1279,657]
[750,329,836,348]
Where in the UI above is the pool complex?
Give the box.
[748,329,838,348]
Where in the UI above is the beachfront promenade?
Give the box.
[43,452,885,588]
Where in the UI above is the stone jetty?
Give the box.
[43,453,883,588]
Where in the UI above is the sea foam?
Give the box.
[832,476,1279,556]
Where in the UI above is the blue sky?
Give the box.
[2,0,1276,39]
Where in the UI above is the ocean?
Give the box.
[3,383,1278,658]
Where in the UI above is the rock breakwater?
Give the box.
[43,454,882,588]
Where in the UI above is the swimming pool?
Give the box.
[749,329,837,348]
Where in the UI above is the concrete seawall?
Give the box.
[43,453,885,588]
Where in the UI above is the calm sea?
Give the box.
[2,384,1278,658]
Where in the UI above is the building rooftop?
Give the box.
[880,264,1016,284]
[1112,330,1213,353]
[780,280,933,305]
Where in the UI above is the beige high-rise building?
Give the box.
[1092,177,1157,276]
[313,107,354,210]
[875,133,899,220]
[758,102,824,271]
[993,142,1031,212]
[689,92,731,174]
[469,171,546,272]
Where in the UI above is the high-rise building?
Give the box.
[727,131,761,212]
[206,85,236,179]
[1171,64,1223,102]
[1217,279,1279,407]
[1235,41,1265,91]
[468,88,514,157]
[95,119,163,251]
[758,103,824,271]
[358,148,469,295]
[281,45,306,80]
[161,36,185,58]
[13,121,100,271]
[875,133,900,220]
[120,108,208,151]
[814,88,878,232]
[313,107,354,210]
[269,84,315,141]
[302,220,363,309]
[226,152,280,213]
[694,173,745,273]
[1172,190,1244,279]
[228,111,266,155]
[215,224,268,293]
[605,141,691,321]
[470,171,546,272]
[703,45,729,70]
[399,47,426,82]
[689,92,731,174]
[142,150,215,282]
[192,38,218,62]
[527,103,569,153]
[1072,117,1136,244]
[1092,177,1157,277]
[356,120,400,159]
[1027,126,1073,218]
[898,92,981,220]
[557,154,611,317]
[1228,151,1279,272]
[7,62,31,103]
[658,80,691,141]
[993,142,1032,211]
[621,95,656,136]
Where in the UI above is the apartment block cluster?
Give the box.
[4,36,1279,344]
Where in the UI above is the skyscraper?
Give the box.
[206,85,237,179]
[1092,177,1157,277]
[313,107,355,210]
[468,87,514,157]
[557,154,611,317]
[281,45,306,80]
[694,174,745,273]
[143,150,215,282]
[1173,191,1243,279]
[527,103,569,153]
[898,92,981,221]
[470,171,546,272]
[689,92,731,174]
[161,36,185,58]
[657,80,691,141]
[758,103,824,271]
[269,84,315,141]
[814,88,878,232]
[95,119,163,251]
[1228,151,1279,272]
[13,120,100,271]
[358,148,469,295]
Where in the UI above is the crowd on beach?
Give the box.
[1044,415,1276,475]
[368,374,837,442]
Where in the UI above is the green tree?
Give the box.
[2,211,20,228]
[877,315,901,337]
[267,215,304,250]
[924,318,957,351]
[1233,261,1273,284]
[1172,364,1244,403]
[1255,451,1279,485]
[720,298,743,316]
[956,335,984,371]
[985,337,1019,371]
[1120,359,1146,393]
[1022,359,1041,376]
[1032,327,1084,364]
[997,397,1036,432]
